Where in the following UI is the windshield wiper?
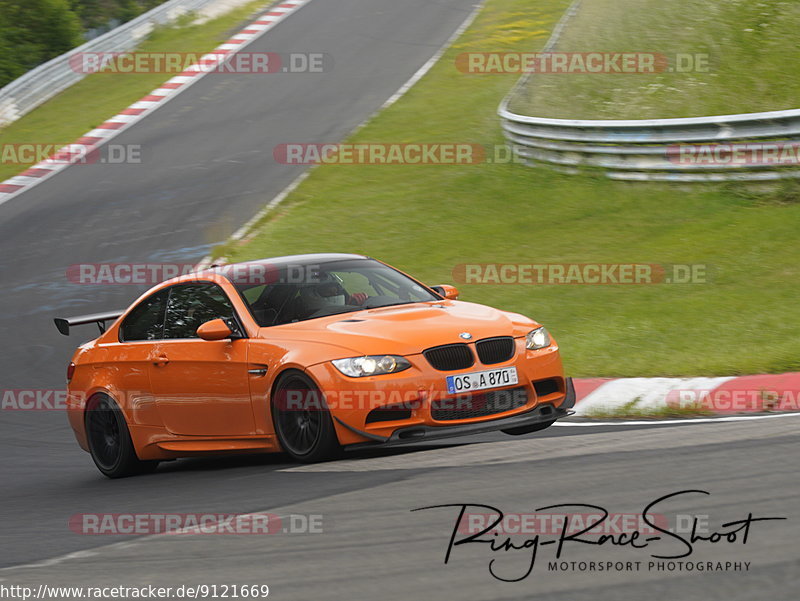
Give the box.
[362,300,418,310]
[302,306,363,320]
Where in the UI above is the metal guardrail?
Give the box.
[497,0,800,182]
[0,0,223,127]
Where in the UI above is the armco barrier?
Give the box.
[0,0,227,127]
[498,0,800,182]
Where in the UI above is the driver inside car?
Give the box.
[298,278,368,317]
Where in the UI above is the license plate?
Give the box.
[446,367,518,394]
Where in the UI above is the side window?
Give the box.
[163,283,236,339]
[120,289,168,341]
[242,285,266,304]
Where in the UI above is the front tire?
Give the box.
[85,395,158,478]
[272,371,341,463]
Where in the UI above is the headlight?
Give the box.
[332,355,412,377]
[525,327,551,350]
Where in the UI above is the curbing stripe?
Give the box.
[573,373,800,414]
[0,0,317,208]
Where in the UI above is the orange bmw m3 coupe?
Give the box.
[56,254,574,477]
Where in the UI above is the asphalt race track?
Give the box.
[2,418,799,599]
[1,0,798,598]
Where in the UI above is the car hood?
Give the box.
[259,300,539,357]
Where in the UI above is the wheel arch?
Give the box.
[268,366,345,449]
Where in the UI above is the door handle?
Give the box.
[152,353,169,367]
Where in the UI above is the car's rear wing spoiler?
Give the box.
[54,310,125,336]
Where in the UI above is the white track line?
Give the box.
[556,411,800,426]
[194,0,488,268]
[0,0,316,208]
[0,513,298,573]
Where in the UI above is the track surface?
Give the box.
[1,0,797,598]
[0,0,479,567]
[2,419,798,600]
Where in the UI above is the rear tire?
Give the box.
[272,371,341,463]
[85,395,158,478]
[502,419,556,436]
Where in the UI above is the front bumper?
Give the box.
[306,341,569,445]
[336,377,575,449]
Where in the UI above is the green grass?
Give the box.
[509,0,800,119]
[582,398,714,419]
[224,0,800,378]
[0,0,273,182]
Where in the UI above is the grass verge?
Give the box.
[224,0,800,378]
[509,0,800,119]
[581,399,714,420]
[0,0,273,182]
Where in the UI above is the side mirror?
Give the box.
[431,284,460,300]
[197,318,234,341]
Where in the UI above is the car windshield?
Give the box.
[226,258,439,326]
